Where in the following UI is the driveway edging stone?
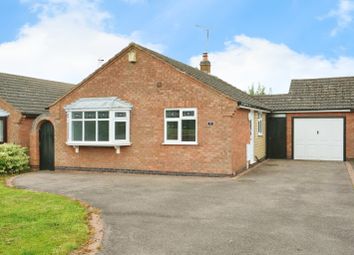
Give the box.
[345,161,354,188]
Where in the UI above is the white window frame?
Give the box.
[66,109,131,147]
[0,117,5,143]
[0,109,9,144]
[113,111,130,144]
[164,108,198,145]
[257,111,263,136]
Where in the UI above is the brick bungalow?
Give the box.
[28,43,269,176]
[0,72,73,152]
[3,43,352,176]
[257,77,354,161]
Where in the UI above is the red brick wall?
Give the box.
[18,117,35,147]
[286,112,354,160]
[232,109,249,173]
[0,99,34,148]
[49,47,249,175]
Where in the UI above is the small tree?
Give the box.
[248,84,256,96]
[248,83,270,95]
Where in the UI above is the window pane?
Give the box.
[72,121,83,141]
[84,121,96,141]
[258,120,263,134]
[84,111,96,119]
[166,121,178,140]
[98,121,109,141]
[166,110,179,118]
[0,120,3,142]
[115,122,126,140]
[72,112,82,119]
[98,111,109,119]
[182,120,196,142]
[182,110,195,117]
[115,112,126,118]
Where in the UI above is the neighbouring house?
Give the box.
[28,43,269,176]
[257,77,354,161]
[0,72,74,168]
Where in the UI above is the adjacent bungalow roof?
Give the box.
[256,76,354,111]
[0,72,74,115]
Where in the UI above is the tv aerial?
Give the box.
[195,24,210,52]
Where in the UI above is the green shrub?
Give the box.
[0,144,30,175]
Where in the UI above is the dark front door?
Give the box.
[267,116,286,159]
[39,121,54,170]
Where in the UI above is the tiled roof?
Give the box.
[256,76,354,111]
[133,43,269,110]
[0,72,74,115]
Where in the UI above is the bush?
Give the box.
[0,144,30,175]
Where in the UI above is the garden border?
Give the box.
[5,174,104,255]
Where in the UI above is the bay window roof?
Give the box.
[64,97,133,111]
[0,109,9,117]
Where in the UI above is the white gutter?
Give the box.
[239,105,271,113]
[273,109,351,113]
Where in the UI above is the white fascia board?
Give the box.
[238,105,271,113]
[273,109,351,113]
[65,107,132,112]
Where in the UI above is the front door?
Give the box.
[39,121,55,170]
[267,116,286,159]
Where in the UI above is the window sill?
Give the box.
[257,133,263,137]
[66,142,132,147]
[162,142,198,146]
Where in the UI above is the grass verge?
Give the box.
[0,176,89,255]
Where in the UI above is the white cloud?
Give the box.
[0,0,161,83]
[190,35,354,93]
[323,0,354,36]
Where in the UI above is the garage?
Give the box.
[293,118,345,161]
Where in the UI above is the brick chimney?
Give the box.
[200,52,211,74]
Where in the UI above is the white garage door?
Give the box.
[294,118,344,161]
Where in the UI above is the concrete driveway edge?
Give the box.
[345,161,354,188]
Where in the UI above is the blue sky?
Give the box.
[1,0,354,93]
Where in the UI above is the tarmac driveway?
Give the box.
[14,160,354,255]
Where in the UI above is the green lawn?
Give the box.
[0,177,89,255]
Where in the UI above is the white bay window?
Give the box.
[164,108,197,145]
[65,97,132,148]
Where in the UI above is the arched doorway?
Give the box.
[39,121,54,170]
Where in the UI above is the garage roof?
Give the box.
[256,76,354,111]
